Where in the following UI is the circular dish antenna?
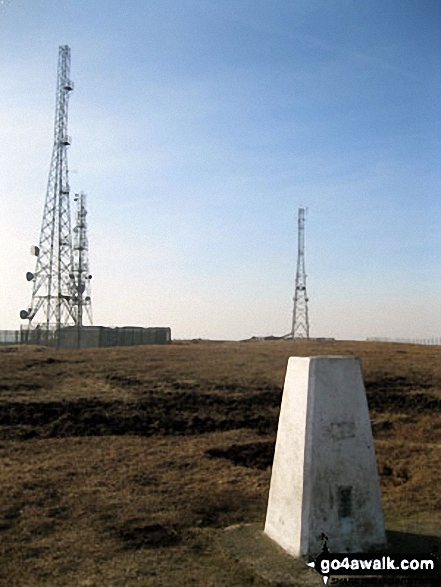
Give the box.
[26,272,34,281]
[30,245,40,257]
[20,309,29,319]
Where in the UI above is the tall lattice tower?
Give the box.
[290,207,310,339]
[72,191,93,331]
[21,46,77,342]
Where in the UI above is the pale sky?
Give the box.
[1,0,440,340]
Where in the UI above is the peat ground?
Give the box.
[1,340,440,586]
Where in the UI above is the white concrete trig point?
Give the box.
[265,356,386,558]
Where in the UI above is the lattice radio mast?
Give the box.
[73,191,93,333]
[21,46,77,341]
[290,207,310,339]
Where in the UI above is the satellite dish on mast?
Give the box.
[30,245,40,257]
[20,310,29,319]
[26,272,34,281]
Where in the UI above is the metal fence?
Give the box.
[20,328,59,346]
[60,326,171,348]
[366,337,441,345]
[0,326,171,348]
[0,328,59,346]
[0,330,23,345]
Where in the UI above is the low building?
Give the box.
[58,326,171,349]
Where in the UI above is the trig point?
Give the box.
[265,356,386,558]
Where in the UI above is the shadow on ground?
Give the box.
[386,529,441,554]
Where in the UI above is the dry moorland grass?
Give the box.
[0,339,440,586]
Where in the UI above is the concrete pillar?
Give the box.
[264,356,386,558]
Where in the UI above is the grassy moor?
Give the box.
[1,340,440,585]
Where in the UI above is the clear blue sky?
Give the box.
[1,0,440,340]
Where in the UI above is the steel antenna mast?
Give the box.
[73,191,93,347]
[21,45,76,343]
[290,207,310,339]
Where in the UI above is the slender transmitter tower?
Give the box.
[21,46,92,344]
[72,191,93,334]
[290,207,310,339]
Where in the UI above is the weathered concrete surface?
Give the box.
[219,523,323,586]
[218,524,441,586]
[265,356,386,558]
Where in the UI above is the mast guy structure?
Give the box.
[289,207,310,339]
[21,45,92,345]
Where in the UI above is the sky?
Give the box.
[0,0,440,340]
